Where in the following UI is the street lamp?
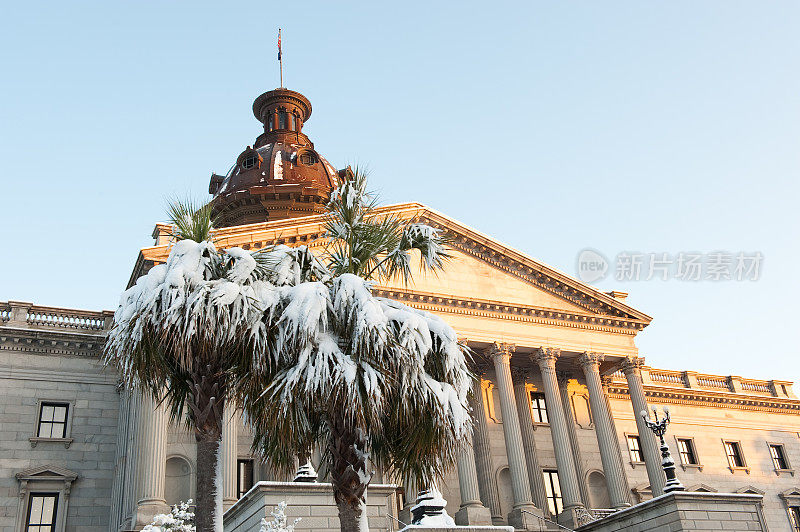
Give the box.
[640,406,685,494]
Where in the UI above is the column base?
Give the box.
[132,500,170,528]
[556,505,593,529]
[455,504,493,526]
[508,504,543,530]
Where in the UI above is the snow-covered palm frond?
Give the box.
[322,168,450,285]
[165,197,215,243]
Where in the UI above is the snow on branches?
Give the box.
[142,500,195,532]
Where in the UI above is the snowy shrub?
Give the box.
[259,501,301,532]
[142,500,195,532]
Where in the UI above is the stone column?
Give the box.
[132,391,169,527]
[557,372,589,506]
[601,375,634,506]
[511,368,548,512]
[489,343,541,529]
[621,357,665,496]
[222,404,239,509]
[454,438,493,525]
[471,375,503,524]
[531,348,584,518]
[579,353,631,509]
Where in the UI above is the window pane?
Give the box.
[52,406,67,423]
[40,406,54,422]
[29,497,44,523]
[41,496,55,522]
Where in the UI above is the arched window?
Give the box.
[266,111,274,132]
[242,153,259,170]
[289,113,296,131]
[278,109,287,129]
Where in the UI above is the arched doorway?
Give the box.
[165,456,193,507]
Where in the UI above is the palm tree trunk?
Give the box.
[329,416,370,532]
[189,369,225,532]
[195,435,223,532]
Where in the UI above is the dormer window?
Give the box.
[299,151,318,166]
[242,154,259,169]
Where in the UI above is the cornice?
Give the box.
[372,287,644,334]
[414,208,652,323]
[607,383,800,415]
[0,326,105,358]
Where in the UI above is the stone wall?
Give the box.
[223,481,399,532]
[0,302,117,532]
[575,492,767,532]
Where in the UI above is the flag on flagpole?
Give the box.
[278,29,282,61]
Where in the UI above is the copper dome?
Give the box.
[209,88,347,227]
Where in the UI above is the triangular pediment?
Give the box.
[737,485,765,495]
[16,465,78,482]
[688,483,717,493]
[131,203,651,329]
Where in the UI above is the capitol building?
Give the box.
[1,86,799,532]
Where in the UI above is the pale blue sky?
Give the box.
[1,2,798,382]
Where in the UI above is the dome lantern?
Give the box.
[209,88,347,228]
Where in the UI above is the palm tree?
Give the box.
[105,199,277,532]
[233,170,474,532]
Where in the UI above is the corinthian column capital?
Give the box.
[489,342,515,362]
[620,356,645,375]
[531,347,561,369]
[578,352,604,371]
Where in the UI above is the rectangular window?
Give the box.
[25,493,58,532]
[724,441,745,468]
[542,470,563,516]
[790,506,800,532]
[627,435,642,463]
[237,459,254,499]
[529,392,548,424]
[770,444,789,470]
[37,403,69,439]
[677,438,698,465]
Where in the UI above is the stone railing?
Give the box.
[649,369,684,386]
[0,301,113,332]
[608,364,795,399]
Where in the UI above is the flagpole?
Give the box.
[278,28,283,88]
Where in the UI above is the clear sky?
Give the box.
[1,2,798,383]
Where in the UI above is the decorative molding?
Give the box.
[578,352,604,370]
[372,288,643,334]
[488,342,515,362]
[619,356,644,374]
[532,347,561,368]
[607,384,800,415]
[0,327,106,358]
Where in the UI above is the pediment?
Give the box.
[16,465,78,482]
[780,487,800,500]
[688,483,717,493]
[736,485,765,495]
